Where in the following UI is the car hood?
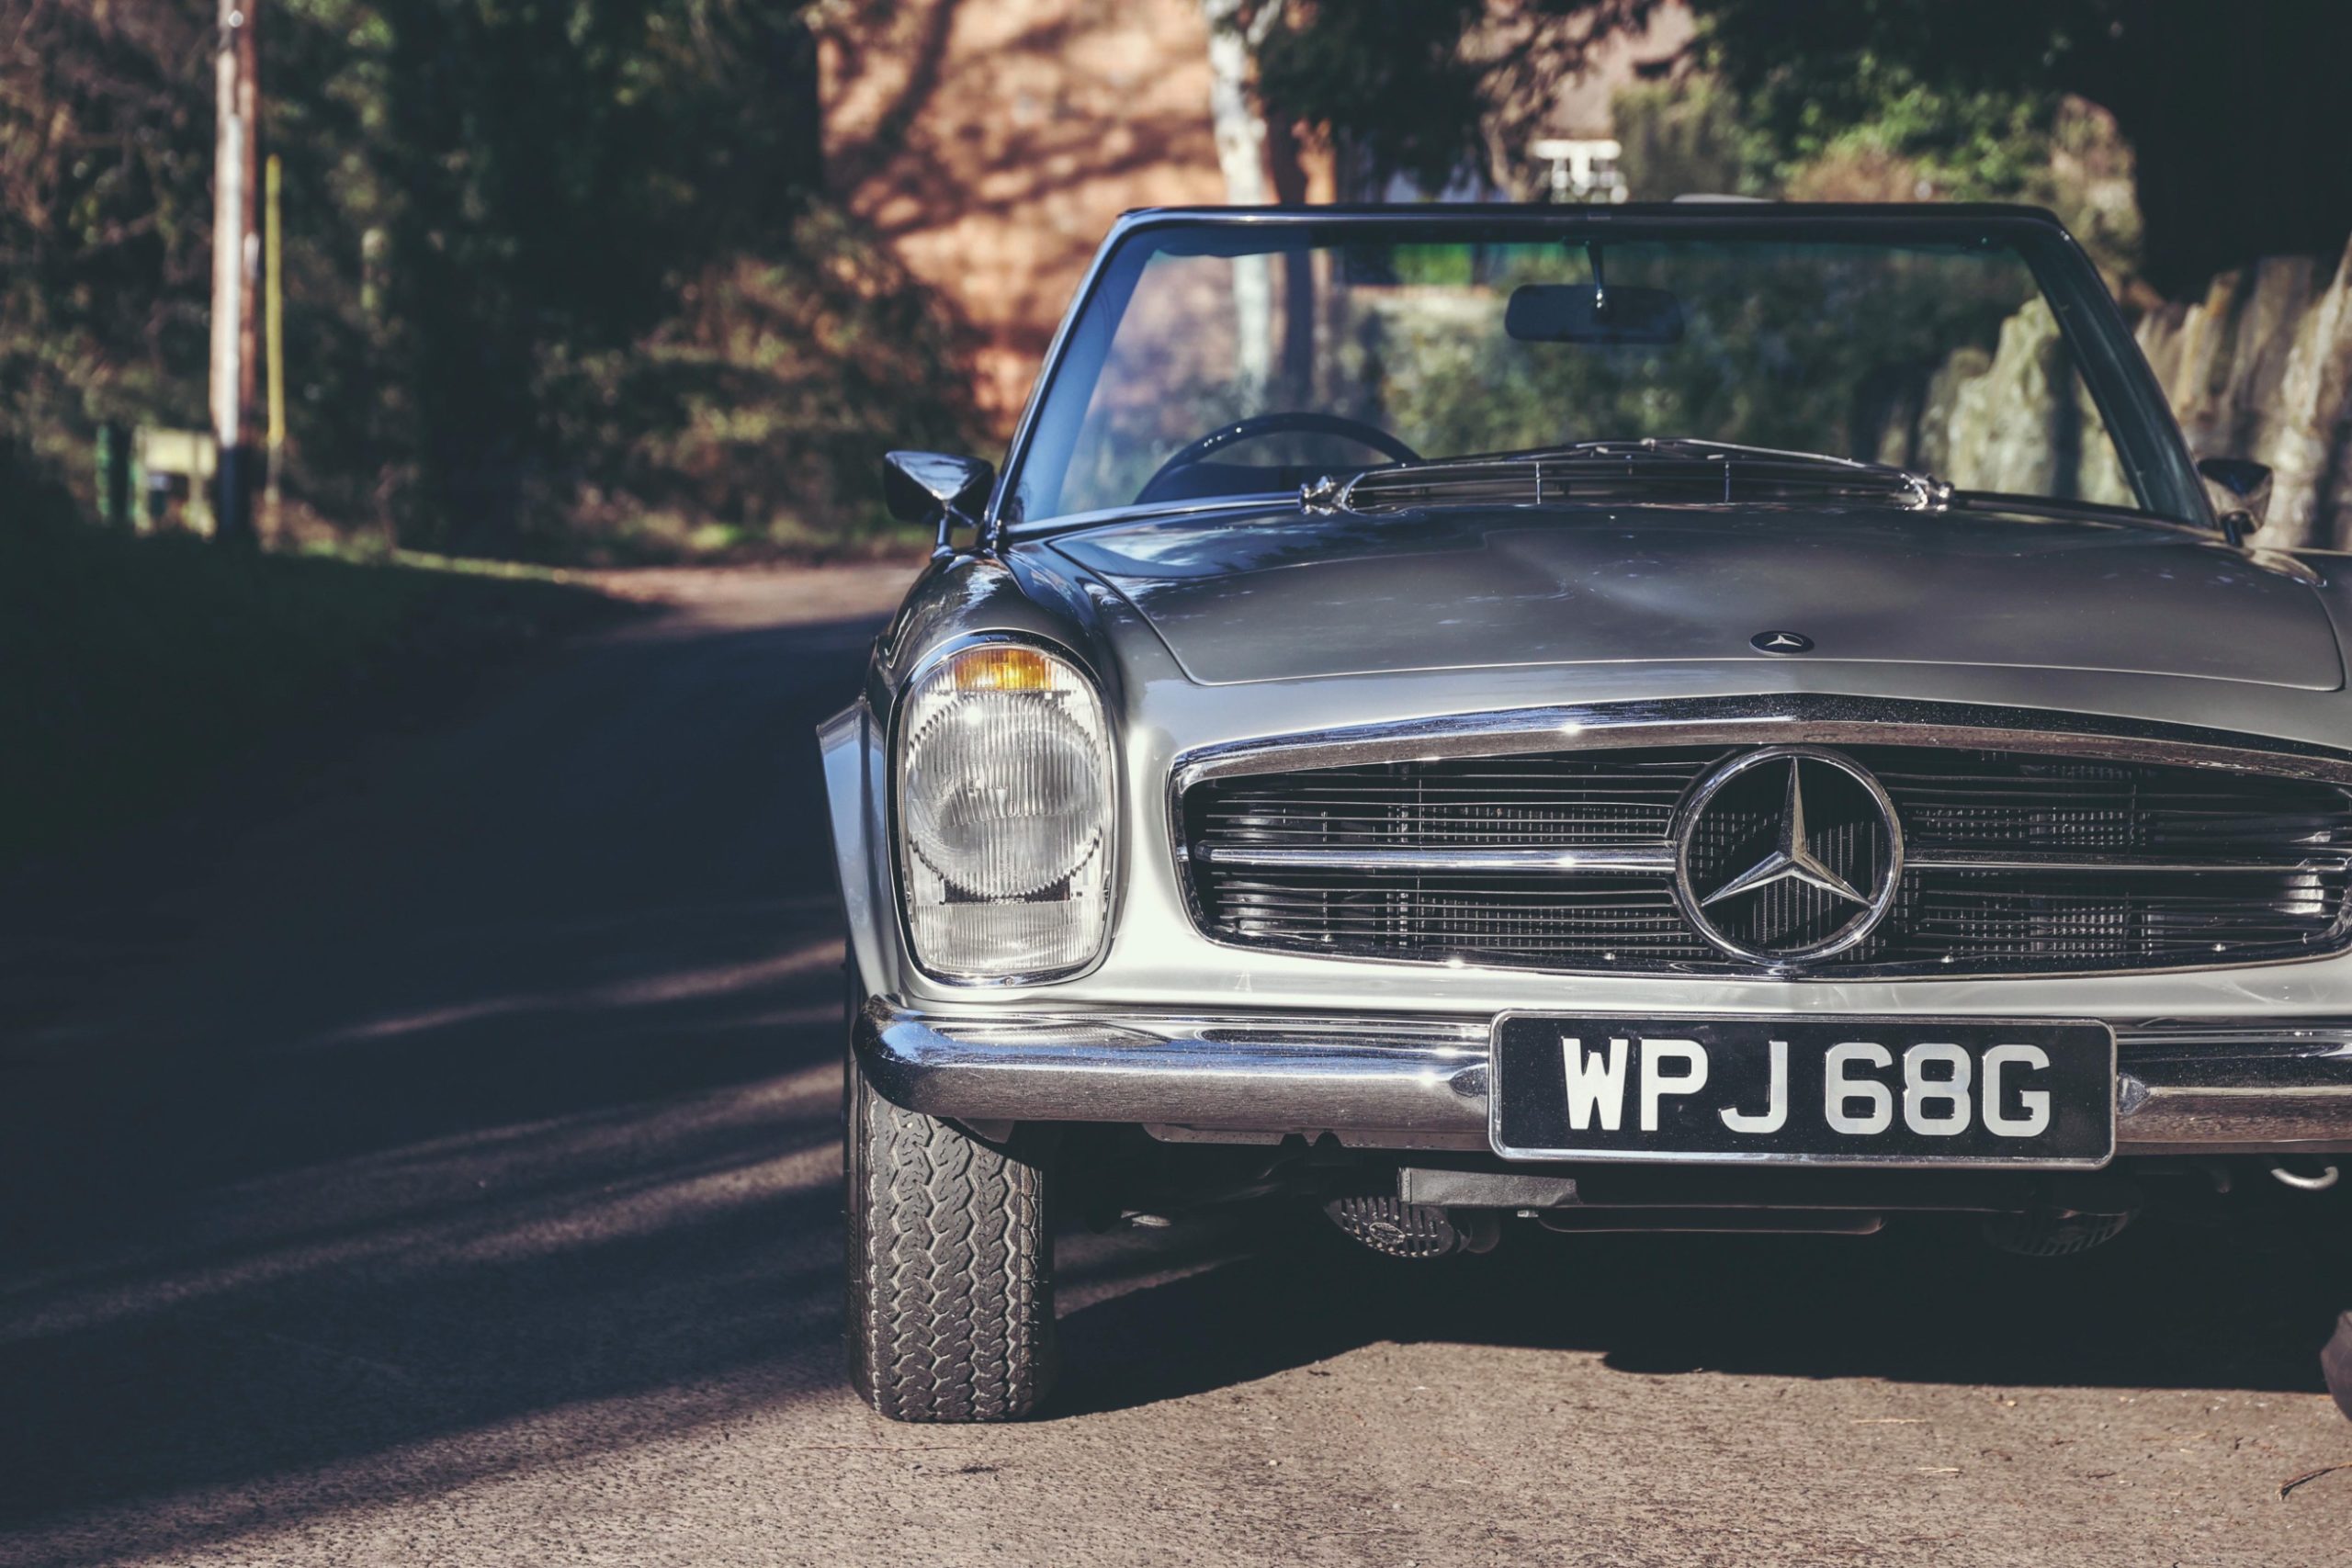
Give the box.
[1047,504,2345,691]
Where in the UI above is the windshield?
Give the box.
[1009,218,2192,525]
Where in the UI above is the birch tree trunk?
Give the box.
[1201,0,1272,404]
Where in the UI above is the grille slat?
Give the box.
[1182,742,2352,976]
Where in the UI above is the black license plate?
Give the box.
[1490,1014,2114,1168]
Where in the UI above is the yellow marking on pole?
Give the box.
[265,152,285,454]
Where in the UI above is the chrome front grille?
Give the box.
[1181,742,2352,976]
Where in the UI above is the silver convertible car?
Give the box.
[822,204,2352,1422]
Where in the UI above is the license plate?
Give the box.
[1489,1014,2115,1168]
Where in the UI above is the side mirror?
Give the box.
[885,451,995,555]
[2198,456,2272,546]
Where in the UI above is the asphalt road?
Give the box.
[5,564,2350,1567]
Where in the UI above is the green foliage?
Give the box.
[1611,62,2141,282]
[1254,0,2352,294]
[1692,4,2062,195]
[1253,0,1488,192]
[1,0,977,558]
[0,4,213,484]
[550,209,981,561]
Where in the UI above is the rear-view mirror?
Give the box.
[1506,283,1685,346]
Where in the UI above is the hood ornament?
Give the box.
[1751,629,1813,654]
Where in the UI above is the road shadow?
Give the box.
[0,591,922,1562]
[1051,1201,2352,1419]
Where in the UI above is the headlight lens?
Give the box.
[896,642,1114,978]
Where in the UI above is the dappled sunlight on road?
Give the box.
[311,935,848,1047]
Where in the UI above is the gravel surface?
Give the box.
[3,562,2348,1566]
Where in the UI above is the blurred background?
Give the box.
[8,0,2352,858]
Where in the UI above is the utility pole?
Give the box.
[209,0,261,545]
[265,152,285,531]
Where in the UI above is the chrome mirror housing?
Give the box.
[2198,456,2273,544]
[884,450,995,554]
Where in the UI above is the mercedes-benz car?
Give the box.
[822,204,2352,1423]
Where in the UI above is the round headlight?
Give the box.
[903,693,1106,897]
[895,641,1114,979]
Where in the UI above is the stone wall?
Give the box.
[2136,242,2352,545]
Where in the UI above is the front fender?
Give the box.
[819,698,890,998]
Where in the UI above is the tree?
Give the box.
[5,0,974,557]
[1254,0,2352,298]
[0,2,214,497]
[1200,0,1285,395]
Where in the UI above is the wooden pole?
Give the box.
[209,0,261,544]
[265,152,285,528]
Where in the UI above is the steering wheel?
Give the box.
[1138,412,1422,502]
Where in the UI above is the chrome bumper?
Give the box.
[855,1000,2352,1156]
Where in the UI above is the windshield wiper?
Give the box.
[1304,436,1954,515]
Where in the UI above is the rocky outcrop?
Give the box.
[1942,298,2134,507]
[2136,240,2352,546]
[1899,243,2352,541]
[1890,296,2133,508]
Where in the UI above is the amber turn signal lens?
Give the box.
[949,645,1057,692]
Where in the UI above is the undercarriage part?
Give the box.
[1324,1195,1498,1258]
[2269,1159,2342,1192]
[1397,1162,2144,1217]
[1534,1208,1883,1236]
[1981,1207,2134,1257]
[2325,1313,2352,1423]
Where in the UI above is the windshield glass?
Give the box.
[1011,219,2184,525]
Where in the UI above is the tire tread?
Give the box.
[845,1062,1054,1422]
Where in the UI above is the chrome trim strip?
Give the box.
[1193,844,1676,874]
[856,998,1488,1138]
[1325,439,1955,516]
[1170,695,2352,791]
[855,999,2352,1156]
[1195,846,2346,878]
[1195,848,2346,880]
[1904,850,2352,874]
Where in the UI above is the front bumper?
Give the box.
[855,999,2352,1156]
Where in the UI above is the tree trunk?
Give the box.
[1201,0,1272,401]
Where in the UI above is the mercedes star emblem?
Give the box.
[1751,629,1813,654]
[1672,746,1903,964]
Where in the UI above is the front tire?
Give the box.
[843,1032,1056,1422]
